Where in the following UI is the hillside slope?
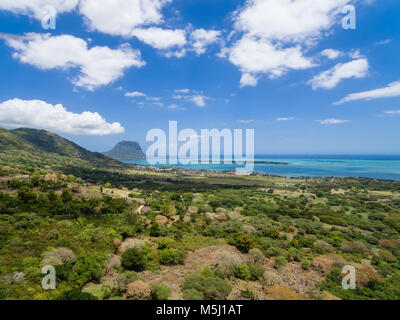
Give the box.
[0,127,122,169]
[103,141,146,160]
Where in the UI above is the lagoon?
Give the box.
[124,155,400,181]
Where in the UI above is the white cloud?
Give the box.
[5,33,145,91]
[384,110,400,115]
[233,0,352,42]
[191,29,221,55]
[309,58,369,90]
[349,49,363,59]
[374,39,393,46]
[131,28,186,50]
[146,96,161,102]
[79,0,171,37]
[237,120,255,124]
[321,49,342,60]
[229,36,314,84]
[276,117,294,121]
[190,95,208,107]
[240,73,258,87]
[224,0,354,86]
[0,0,78,20]
[172,89,210,107]
[0,99,124,135]
[125,91,146,97]
[335,81,400,105]
[175,89,190,94]
[317,118,350,125]
[167,104,186,111]
[164,49,186,58]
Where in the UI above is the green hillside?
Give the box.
[0,127,122,169]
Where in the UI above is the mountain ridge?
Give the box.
[0,127,122,168]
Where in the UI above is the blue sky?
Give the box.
[0,0,399,154]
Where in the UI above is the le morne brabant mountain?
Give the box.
[102,141,146,161]
[0,127,400,301]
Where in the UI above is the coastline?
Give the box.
[123,155,400,181]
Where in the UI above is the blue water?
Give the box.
[124,155,400,181]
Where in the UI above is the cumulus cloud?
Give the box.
[309,58,369,90]
[317,118,350,125]
[335,81,400,105]
[131,27,186,50]
[229,36,313,84]
[190,95,208,107]
[5,33,145,90]
[0,99,124,135]
[79,0,171,37]
[321,49,342,60]
[224,0,354,86]
[172,89,210,107]
[191,29,221,55]
[240,73,258,87]
[125,91,146,97]
[0,0,78,20]
[233,0,351,42]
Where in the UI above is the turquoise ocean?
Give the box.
[124,155,400,181]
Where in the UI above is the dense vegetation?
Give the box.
[0,128,399,300]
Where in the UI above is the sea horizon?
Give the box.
[124,154,400,181]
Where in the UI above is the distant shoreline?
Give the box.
[124,156,400,181]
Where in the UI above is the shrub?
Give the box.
[41,247,77,267]
[313,240,333,253]
[241,289,255,300]
[249,264,265,280]
[352,241,369,254]
[113,271,140,295]
[378,249,397,263]
[182,288,204,300]
[150,284,172,300]
[159,249,186,266]
[234,264,251,280]
[73,254,105,287]
[59,288,97,300]
[157,238,173,249]
[122,248,147,271]
[233,232,254,253]
[301,260,312,270]
[274,256,288,269]
[263,271,283,288]
[340,242,354,253]
[150,222,161,237]
[182,273,232,300]
[126,280,151,300]
[248,248,265,265]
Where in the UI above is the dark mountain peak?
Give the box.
[102,141,146,160]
